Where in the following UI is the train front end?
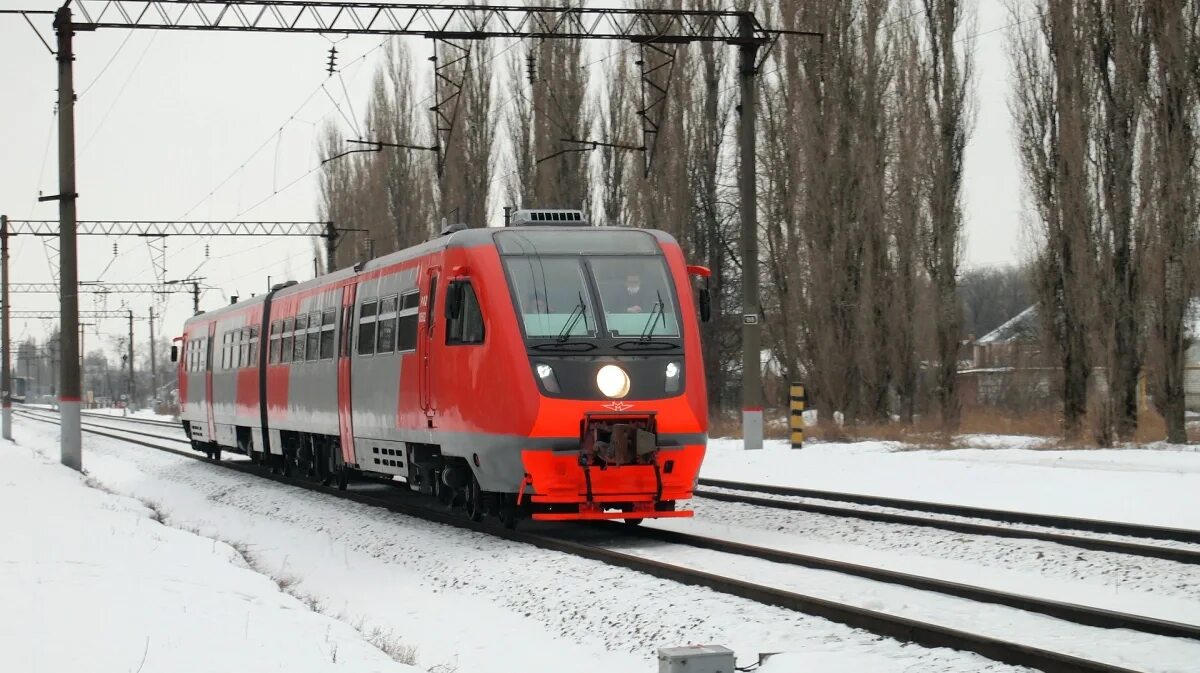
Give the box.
[496,216,708,522]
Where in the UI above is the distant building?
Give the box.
[961,302,1200,412]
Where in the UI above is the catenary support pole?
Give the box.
[191,282,200,315]
[56,6,82,470]
[127,309,135,406]
[739,15,763,450]
[2,215,12,441]
[324,222,337,273]
[149,306,156,402]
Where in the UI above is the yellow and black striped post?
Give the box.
[790,383,806,449]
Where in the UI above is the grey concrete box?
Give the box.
[658,645,735,673]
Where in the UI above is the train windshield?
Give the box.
[496,229,681,344]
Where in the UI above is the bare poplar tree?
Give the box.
[531,36,591,210]
[1010,2,1101,439]
[1088,0,1150,442]
[919,0,973,430]
[1142,0,1199,443]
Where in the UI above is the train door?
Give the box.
[419,266,440,425]
[205,321,217,440]
[337,283,357,464]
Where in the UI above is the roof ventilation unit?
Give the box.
[440,222,470,237]
[508,209,590,227]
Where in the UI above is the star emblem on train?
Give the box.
[602,401,634,412]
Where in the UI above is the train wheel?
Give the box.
[465,478,485,523]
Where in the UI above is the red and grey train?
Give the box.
[174,210,711,525]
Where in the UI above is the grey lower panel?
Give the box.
[354,438,408,476]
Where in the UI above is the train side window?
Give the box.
[397,290,420,352]
[340,306,353,357]
[281,318,294,364]
[376,295,398,354]
[240,327,252,368]
[319,308,336,359]
[205,336,213,372]
[426,276,439,335]
[294,314,308,362]
[306,312,321,361]
[358,299,378,356]
[248,326,259,367]
[269,321,282,364]
[221,331,231,370]
[446,281,485,345]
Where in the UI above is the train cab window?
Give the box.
[397,290,420,352]
[319,309,336,359]
[358,299,378,356]
[269,321,282,364]
[281,318,294,364]
[376,295,398,354]
[446,281,485,345]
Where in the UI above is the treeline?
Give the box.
[318,0,973,429]
[318,0,1199,442]
[1012,0,1200,442]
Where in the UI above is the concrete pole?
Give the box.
[127,309,135,406]
[738,16,763,451]
[2,215,12,441]
[56,6,82,470]
[149,306,157,402]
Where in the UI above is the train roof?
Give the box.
[183,225,678,328]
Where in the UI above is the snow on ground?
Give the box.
[614,523,1200,672]
[703,438,1200,529]
[0,436,419,673]
[83,407,179,423]
[9,419,1022,673]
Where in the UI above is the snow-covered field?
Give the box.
[702,438,1200,529]
[6,420,1023,673]
[0,434,418,673]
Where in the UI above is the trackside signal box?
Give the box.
[658,645,735,673]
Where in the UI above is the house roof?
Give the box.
[977,304,1040,345]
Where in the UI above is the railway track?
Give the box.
[697,479,1200,565]
[16,408,1191,673]
[46,408,1200,565]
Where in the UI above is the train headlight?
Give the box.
[535,362,561,394]
[665,361,681,393]
[596,365,631,399]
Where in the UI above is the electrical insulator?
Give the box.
[205,244,210,258]
[327,46,338,74]
[526,52,537,84]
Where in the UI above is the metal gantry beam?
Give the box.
[66,1,771,44]
[10,281,208,294]
[4,220,329,237]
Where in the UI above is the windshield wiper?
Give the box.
[557,292,587,343]
[614,340,679,351]
[531,342,597,352]
[639,292,666,342]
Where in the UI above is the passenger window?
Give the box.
[240,327,252,368]
[358,299,378,356]
[306,312,321,361]
[269,321,282,364]
[376,295,398,354]
[281,318,294,364]
[248,326,259,367]
[447,281,485,345]
[397,290,420,352]
[319,308,336,359]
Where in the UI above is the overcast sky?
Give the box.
[0,0,1025,353]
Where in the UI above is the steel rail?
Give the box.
[11,410,1149,673]
[698,477,1200,544]
[696,489,1200,566]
